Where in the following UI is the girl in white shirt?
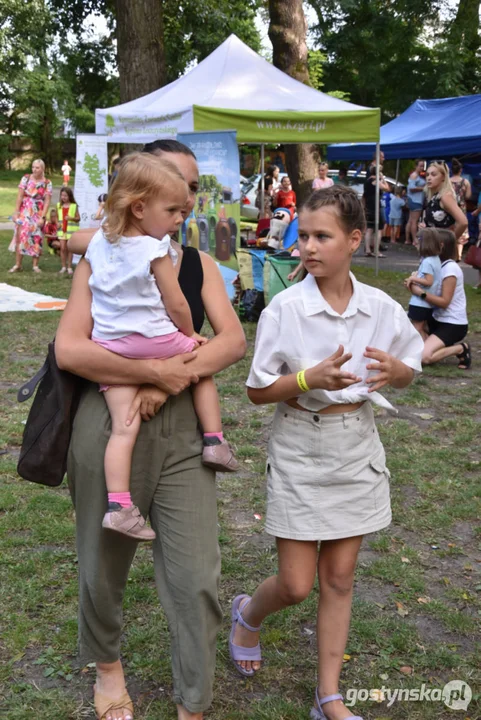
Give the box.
[409,229,470,369]
[85,153,238,542]
[228,185,423,720]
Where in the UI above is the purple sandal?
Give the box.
[229,594,262,677]
[310,691,364,720]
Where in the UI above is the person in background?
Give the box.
[275,176,297,219]
[256,177,274,218]
[312,162,334,190]
[266,164,281,192]
[8,159,52,273]
[405,229,442,339]
[423,161,468,259]
[450,158,471,260]
[337,167,349,186]
[44,208,60,254]
[363,164,390,257]
[57,187,80,275]
[389,186,406,244]
[410,229,470,369]
[61,159,72,186]
[94,193,108,223]
[405,159,426,246]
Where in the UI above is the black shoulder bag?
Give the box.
[16,342,84,487]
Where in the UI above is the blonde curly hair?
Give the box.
[103,152,188,243]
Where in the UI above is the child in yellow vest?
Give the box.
[57,187,80,275]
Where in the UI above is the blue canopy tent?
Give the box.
[327,95,481,161]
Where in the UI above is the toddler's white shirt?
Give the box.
[85,229,178,340]
[247,272,423,414]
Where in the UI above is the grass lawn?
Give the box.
[0,229,480,719]
[0,171,72,220]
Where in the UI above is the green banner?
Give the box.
[193,106,380,143]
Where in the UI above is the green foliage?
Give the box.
[307,0,481,118]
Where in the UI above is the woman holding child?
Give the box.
[56,139,246,720]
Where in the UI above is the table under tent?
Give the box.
[95,34,381,303]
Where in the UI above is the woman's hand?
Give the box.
[364,346,414,391]
[148,353,199,394]
[126,385,169,424]
[305,346,361,391]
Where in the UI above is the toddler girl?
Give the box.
[44,209,60,254]
[57,187,80,275]
[229,186,423,720]
[85,153,238,541]
[405,228,442,338]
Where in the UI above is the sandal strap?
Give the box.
[236,599,261,633]
[316,690,343,707]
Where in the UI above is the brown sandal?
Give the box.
[94,685,134,720]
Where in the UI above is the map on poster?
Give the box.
[74,134,108,230]
[177,131,240,263]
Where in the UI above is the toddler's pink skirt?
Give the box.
[93,331,197,391]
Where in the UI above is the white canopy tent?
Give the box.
[95,34,383,268]
[96,34,379,145]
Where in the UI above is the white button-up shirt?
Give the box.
[247,272,423,413]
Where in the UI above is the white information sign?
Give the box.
[74,134,108,230]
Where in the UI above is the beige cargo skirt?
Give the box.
[265,402,392,541]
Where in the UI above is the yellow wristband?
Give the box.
[296,370,310,393]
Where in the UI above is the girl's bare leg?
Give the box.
[104,386,141,492]
[316,536,363,720]
[192,377,221,433]
[233,538,318,673]
[60,239,67,269]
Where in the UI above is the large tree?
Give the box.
[268,0,319,204]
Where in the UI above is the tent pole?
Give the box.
[395,158,400,186]
[260,144,265,221]
[375,143,380,277]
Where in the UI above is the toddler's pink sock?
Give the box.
[108,492,132,508]
[204,432,224,442]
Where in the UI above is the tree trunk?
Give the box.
[115,0,166,103]
[268,0,319,205]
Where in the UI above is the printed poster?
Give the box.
[177,131,240,263]
[74,134,108,231]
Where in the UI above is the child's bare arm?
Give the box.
[68,228,96,254]
[151,255,194,337]
[411,272,433,288]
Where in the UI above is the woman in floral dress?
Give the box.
[9,159,52,273]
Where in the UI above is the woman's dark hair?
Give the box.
[418,228,442,258]
[451,158,462,175]
[142,139,196,159]
[60,186,77,204]
[300,185,366,234]
[436,229,457,262]
[97,193,108,203]
[266,165,278,178]
[414,158,425,167]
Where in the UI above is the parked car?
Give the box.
[240,170,404,220]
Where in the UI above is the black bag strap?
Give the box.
[17,355,50,403]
